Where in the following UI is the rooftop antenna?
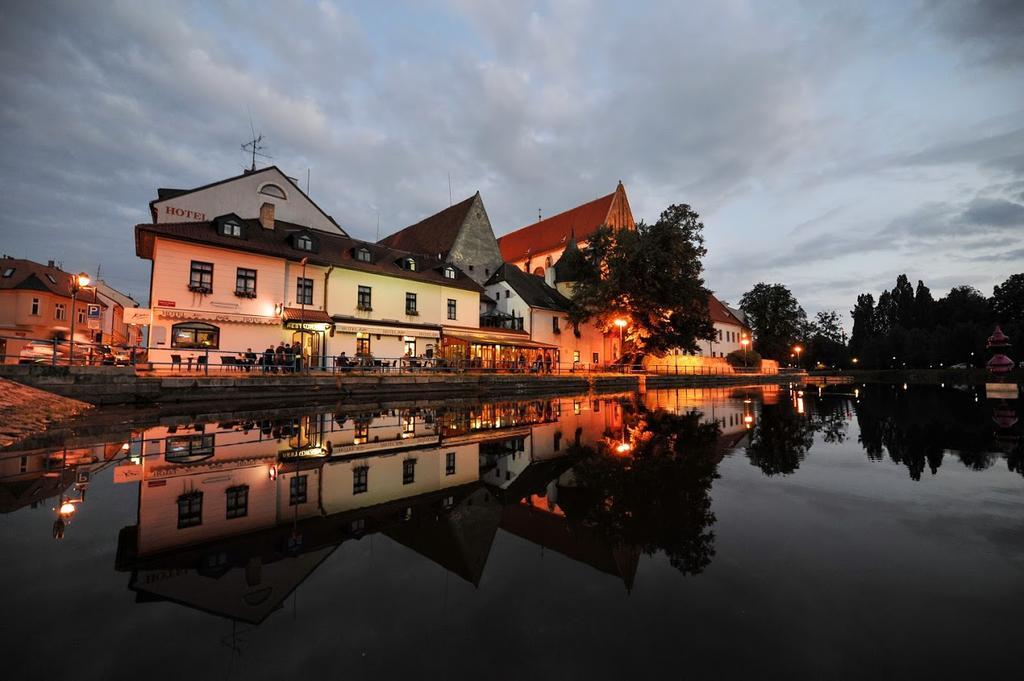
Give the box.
[538,208,542,222]
[306,168,310,194]
[376,211,380,241]
[447,172,453,207]
[241,110,271,171]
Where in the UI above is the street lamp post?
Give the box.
[740,334,750,367]
[300,257,308,373]
[613,318,627,370]
[793,344,803,369]
[67,272,91,366]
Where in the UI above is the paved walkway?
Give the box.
[0,377,92,448]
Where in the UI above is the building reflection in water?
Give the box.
[90,388,764,624]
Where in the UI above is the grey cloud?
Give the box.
[925,0,1024,66]
[961,197,1024,227]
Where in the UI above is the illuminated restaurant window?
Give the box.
[402,458,416,485]
[225,485,248,519]
[353,466,369,494]
[355,334,371,356]
[171,322,220,349]
[176,491,203,529]
[289,475,308,505]
[445,452,456,475]
[165,434,215,463]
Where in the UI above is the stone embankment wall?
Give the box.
[0,377,92,448]
[0,365,802,407]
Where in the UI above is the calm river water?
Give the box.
[1,383,1021,679]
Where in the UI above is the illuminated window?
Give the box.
[572,350,580,363]
[289,475,307,505]
[353,466,368,494]
[225,485,248,519]
[171,322,220,349]
[355,334,370,356]
[176,491,203,529]
[402,459,416,485]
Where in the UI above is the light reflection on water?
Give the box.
[1,383,1020,679]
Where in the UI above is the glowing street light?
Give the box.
[613,318,627,361]
[740,334,750,367]
[793,344,803,368]
[68,272,92,366]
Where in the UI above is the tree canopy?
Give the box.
[738,283,807,361]
[567,203,714,356]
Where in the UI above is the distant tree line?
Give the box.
[849,273,1023,369]
[735,273,1023,369]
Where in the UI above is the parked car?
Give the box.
[18,340,75,365]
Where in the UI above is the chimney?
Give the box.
[260,202,275,230]
[47,260,55,268]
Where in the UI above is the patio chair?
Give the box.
[170,354,182,371]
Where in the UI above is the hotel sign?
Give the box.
[157,308,279,325]
[163,205,206,221]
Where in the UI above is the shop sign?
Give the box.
[284,321,330,331]
[124,308,152,325]
[158,309,279,325]
[157,300,176,308]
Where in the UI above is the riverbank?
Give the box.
[814,367,1021,385]
[0,364,806,407]
[0,377,92,448]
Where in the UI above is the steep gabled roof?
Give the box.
[497,182,635,263]
[149,165,343,232]
[378,193,478,256]
[486,264,571,312]
[707,293,746,327]
[552,237,591,284]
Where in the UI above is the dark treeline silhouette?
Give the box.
[744,390,851,476]
[853,384,1021,480]
[564,402,722,575]
[848,273,1024,369]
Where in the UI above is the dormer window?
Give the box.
[45,274,57,285]
[355,248,372,263]
[258,183,287,199]
[401,258,417,272]
[295,234,313,252]
[443,266,457,279]
[220,219,242,237]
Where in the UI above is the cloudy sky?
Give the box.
[1,1,1022,320]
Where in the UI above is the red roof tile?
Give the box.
[497,183,635,263]
[281,307,333,324]
[707,293,745,327]
[0,257,105,304]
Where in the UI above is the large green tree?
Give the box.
[568,204,714,355]
[991,273,1024,325]
[738,283,807,361]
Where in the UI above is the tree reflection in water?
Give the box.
[563,401,722,576]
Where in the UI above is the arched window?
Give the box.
[258,183,287,199]
[533,267,544,277]
[171,321,220,349]
[295,234,313,251]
